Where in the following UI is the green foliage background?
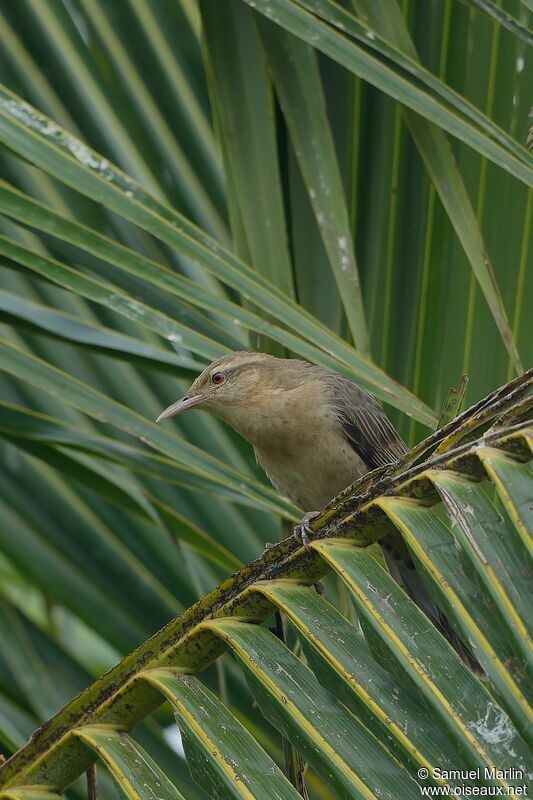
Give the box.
[0,1,531,798]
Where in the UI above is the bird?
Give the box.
[156,351,477,668]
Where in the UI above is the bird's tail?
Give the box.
[380,530,481,673]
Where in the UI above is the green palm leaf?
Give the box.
[0,389,531,798]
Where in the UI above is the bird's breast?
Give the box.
[215,380,369,510]
[254,427,368,511]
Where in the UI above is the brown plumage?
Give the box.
[157,351,477,669]
[158,352,404,507]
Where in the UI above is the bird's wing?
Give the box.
[328,377,408,469]
[329,376,480,671]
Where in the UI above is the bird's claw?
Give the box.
[294,522,310,547]
[293,511,320,547]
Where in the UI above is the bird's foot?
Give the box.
[262,541,275,556]
[293,511,320,547]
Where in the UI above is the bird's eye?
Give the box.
[211,371,226,385]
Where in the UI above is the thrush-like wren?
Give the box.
[157,351,476,668]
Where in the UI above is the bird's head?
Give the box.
[156,351,295,429]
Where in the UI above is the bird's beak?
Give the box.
[156,394,204,423]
